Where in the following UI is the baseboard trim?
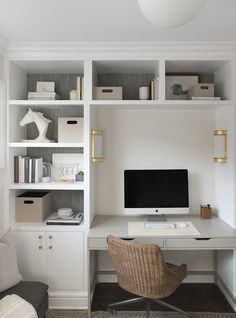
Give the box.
[49,291,88,309]
[216,274,236,311]
[97,270,214,284]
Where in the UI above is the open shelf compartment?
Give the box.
[92,60,159,101]
[9,60,84,101]
[165,59,232,101]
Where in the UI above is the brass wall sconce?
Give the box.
[214,130,227,163]
[91,130,103,163]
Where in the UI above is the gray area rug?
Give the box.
[46,310,236,318]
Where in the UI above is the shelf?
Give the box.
[10,222,85,232]
[9,100,84,106]
[9,182,84,190]
[9,142,84,148]
[90,99,231,109]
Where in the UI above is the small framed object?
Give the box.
[91,130,103,163]
[52,153,83,182]
[165,76,198,100]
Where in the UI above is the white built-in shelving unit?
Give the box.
[3,46,236,309]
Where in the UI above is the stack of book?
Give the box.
[150,77,159,100]
[28,81,61,100]
[14,156,43,183]
[28,92,61,100]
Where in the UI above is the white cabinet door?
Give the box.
[13,231,47,283]
[46,231,84,291]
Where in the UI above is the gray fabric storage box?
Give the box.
[15,191,51,222]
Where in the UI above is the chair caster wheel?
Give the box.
[108,308,116,314]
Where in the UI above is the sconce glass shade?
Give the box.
[214,130,227,163]
[91,130,103,163]
[137,0,206,28]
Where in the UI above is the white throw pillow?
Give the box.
[0,240,22,293]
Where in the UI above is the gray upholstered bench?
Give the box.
[0,281,48,318]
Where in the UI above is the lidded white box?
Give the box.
[36,81,55,92]
[94,87,122,100]
[188,83,214,98]
[58,118,84,143]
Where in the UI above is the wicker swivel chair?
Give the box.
[107,235,192,318]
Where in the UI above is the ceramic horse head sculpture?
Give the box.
[20,108,53,143]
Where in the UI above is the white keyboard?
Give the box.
[144,222,175,230]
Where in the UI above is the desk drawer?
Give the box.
[166,238,236,249]
[88,237,164,249]
[133,238,164,247]
[88,238,107,249]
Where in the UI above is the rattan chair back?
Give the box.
[107,235,186,299]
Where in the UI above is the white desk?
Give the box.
[87,215,236,315]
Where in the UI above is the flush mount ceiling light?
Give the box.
[137,0,206,28]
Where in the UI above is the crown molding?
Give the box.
[6,41,236,59]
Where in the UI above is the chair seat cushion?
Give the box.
[0,281,48,312]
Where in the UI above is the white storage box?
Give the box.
[36,82,55,93]
[94,87,123,100]
[188,83,214,99]
[58,117,84,143]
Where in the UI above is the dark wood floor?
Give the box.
[92,283,234,313]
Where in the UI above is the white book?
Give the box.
[35,158,43,183]
[153,77,159,100]
[76,77,81,100]
[155,77,159,99]
[18,156,25,183]
[28,158,32,183]
[81,77,84,100]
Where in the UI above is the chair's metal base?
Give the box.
[108,297,192,318]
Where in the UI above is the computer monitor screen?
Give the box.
[124,169,189,215]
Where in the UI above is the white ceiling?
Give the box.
[0,0,235,45]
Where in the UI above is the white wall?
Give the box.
[94,107,215,281]
[214,105,235,225]
[95,108,215,215]
[0,54,5,237]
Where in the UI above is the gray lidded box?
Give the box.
[15,191,51,222]
[93,87,123,100]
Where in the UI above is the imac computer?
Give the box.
[124,169,189,215]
